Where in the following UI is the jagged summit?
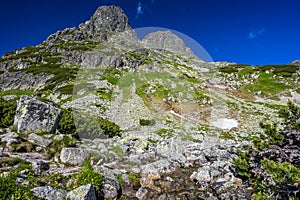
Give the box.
[84,5,131,32]
[46,5,131,43]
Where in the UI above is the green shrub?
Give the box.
[155,128,173,138]
[0,171,35,200]
[128,172,139,183]
[139,119,155,126]
[56,84,74,95]
[262,64,299,77]
[75,114,121,139]
[238,66,255,78]
[72,158,103,191]
[218,65,239,73]
[57,108,76,135]
[234,102,300,199]
[0,98,17,128]
[115,174,125,187]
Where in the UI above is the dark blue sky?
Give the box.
[1,0,300,65]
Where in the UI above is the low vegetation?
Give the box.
[234,101,300,199]
[0,98,17,128]
[72,158,103,191]
[75,113,122,139]
[0,158,35,200]
[239,72,292,97]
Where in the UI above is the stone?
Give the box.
[190,166,211,184]
[1,132,19,147]
[136,187,152,200]
[142,31,195,58]
[140,159,177,180]
[60,148,99,165]
[67,184,97,200]
[28,133,52,147]
[31,186,67,200]
[82,6,131,33]
[32,160,49,176]
[95,166,120,199]
[140,177,155,188]
[101,182,119,200]
[14,95,62,133]
[155,138,190,167]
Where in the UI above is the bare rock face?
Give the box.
[60,147,99,165]
[142,30,196,58]
[47,5,131,44]
[13,95,62,133]
[31,186,67,200]
[82,5,131,33]
[67,184,97,200]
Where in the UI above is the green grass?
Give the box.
[0,89,32,97]
[239,72,292,97]
[128,172,139,183]
[155,128,173,138]
[75,114,121,139]
[0,157,31,169]
[115,174,125,187]
[54,40,101,51]
[0,170,36,199]
[220,131,236,141]
[139,119,155,126]
[45,135,77,159]
[259,64,300,77]
[238,66,256,78]
[72,158,103,191]
[56,84,74,95]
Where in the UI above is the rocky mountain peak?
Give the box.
[142,30,196,58]
[80,5,131,34]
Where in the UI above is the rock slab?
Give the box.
[67,184,97,200]
[31,186,67,200]
[60,147,99,165]
[14,95,62,133]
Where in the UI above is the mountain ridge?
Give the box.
[0,5,299,200]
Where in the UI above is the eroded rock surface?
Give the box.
[14,95,62,133]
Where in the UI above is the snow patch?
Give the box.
[211,118,238,130]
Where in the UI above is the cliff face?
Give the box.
[0,5,299,200]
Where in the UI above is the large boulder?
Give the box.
[94,166,121,199]
[13,95,62,133]
[67,184,97,200]
[31,186,67,200]
[60,147,99,165]
[28,133,52,147]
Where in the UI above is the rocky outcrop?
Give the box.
[13,95,62,133]
[142,30,195,58]
[31,186,67,200]
[28,133,52,147]
[0,71,54,91]
[60,148,99,165]
[67,184,97,200]
[47,6,131,44]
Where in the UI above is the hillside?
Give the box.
[0,5,299,200]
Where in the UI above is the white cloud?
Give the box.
[136,2,144,18]
[248,28,266,39]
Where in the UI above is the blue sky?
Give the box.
[1,0,300,65]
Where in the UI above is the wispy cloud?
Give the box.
[248,28,266,39]
[136,2,144,18]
